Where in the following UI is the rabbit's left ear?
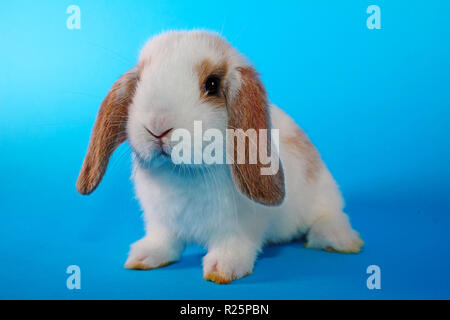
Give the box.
[76,68,138,195]
[227,67,285,206]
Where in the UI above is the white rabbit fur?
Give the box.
[78,30,363,284]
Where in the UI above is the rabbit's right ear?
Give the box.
[76,68,139,195]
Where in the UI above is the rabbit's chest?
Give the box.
[167,174,240,243]
[135,163,241,244]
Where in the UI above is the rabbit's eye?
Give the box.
[204,75,221,96]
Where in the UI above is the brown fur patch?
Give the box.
[283,127,320,181]
[76,68,139,195]
[124,260,175,270]
[196,59,228,106]
[227,67,285,206]
[204,271,252,284]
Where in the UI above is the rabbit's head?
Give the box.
[76,30,285,206]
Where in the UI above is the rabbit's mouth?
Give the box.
[144,146,172,164]
[160,150,171,158]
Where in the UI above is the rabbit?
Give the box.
[76,30,363,284]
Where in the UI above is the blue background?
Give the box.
[1,0,449,299]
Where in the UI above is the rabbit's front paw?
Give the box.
[202,245,256,284]
[125,236,182,270]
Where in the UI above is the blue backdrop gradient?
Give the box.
[1,0,449,299]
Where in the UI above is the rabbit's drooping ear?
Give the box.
[227,67,285,206]
[76,68,138,195]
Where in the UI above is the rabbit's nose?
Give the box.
[145,127,173,139]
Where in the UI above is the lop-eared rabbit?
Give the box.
[77,31,363,284]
